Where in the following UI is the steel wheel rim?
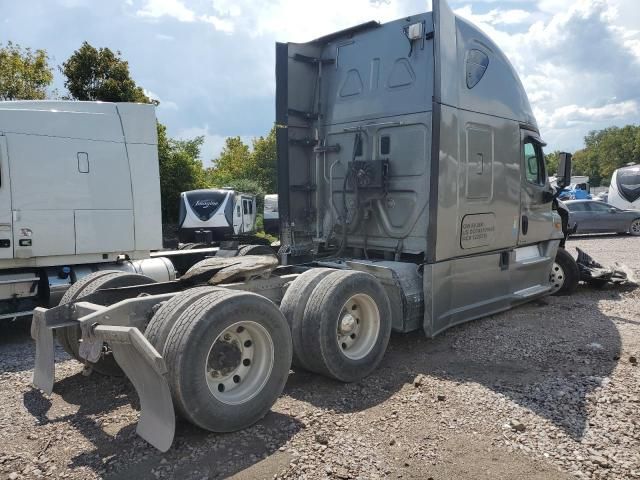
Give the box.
[549,262,565,294]
[205,321,274,405]
[631,219,640,235]
[336,293,380,360]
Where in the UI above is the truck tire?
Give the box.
[56,270,118,357]
[301,270,392,382]
[279,268,335,370]
[237,244,275,256]
[57,271,156,376]
[162,290,292,431]
[550,248,579,296]
[145,286,221,355]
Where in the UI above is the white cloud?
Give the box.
[207,0,410,41]
[199,14,234,34]
[137,0,195,22]
[454,6,531,25]
[455,0,640,150]
[545,100,639,129]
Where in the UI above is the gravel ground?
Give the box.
[0,235,639,480]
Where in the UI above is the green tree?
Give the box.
[207,126,277,194]
[0,42,53,100]
[250,127,277,194]
[158,123,207,223]
[61,41,151,103]
[544,150,560,177]
[572,125,640,186]
[207,136,252,187]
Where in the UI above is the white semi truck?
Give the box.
[0,101,179,320]
[31,0,584,452]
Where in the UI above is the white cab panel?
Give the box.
[13,210,75,258]
[126,143,162,251]
[0,136,12,259]
[75,210,135,254]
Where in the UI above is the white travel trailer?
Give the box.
[608,165,640,210]
[178,189,257,244]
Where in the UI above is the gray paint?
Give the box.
[276,0,562,338]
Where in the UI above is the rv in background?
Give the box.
[609,165,640,210]
[263,194,279,235]
[178,189,257,244]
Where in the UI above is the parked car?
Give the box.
[564,200,640,235]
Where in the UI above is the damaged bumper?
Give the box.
[575,247,637,286]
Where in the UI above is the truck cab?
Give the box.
[276,0,564,335]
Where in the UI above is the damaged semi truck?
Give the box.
[31,0,580,452]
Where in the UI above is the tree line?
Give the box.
[544,125,640,186]
[0,41,277,225]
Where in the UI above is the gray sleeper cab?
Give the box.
[276,0,563,336]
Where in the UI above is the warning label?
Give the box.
[460,213,496,249]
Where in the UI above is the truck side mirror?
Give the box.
[556,152,572,189]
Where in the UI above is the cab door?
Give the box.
[0,135,13,259]
[518,131,553,245]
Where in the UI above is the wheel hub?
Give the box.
[339,313,357,334]
[205,321,274,405]
[207,338,242,377]
[549,261,565,294]
[336,293,380,361]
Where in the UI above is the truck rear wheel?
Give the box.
[57,271,156,376]
[145,286,221,355]
[300,270,392,382]
[279,268,334,370]
[550,248,579,296]
[162,290,292,431]
[56,270,117,357]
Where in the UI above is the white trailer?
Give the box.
[608,165,640,210]
[178,188,257,245]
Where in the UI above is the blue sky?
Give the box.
[2,0,639,164]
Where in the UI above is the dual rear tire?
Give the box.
[56,270,156,376]
[158,290,291,431]
[282,269,392,382]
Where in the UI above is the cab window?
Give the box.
[523,141,546,186]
